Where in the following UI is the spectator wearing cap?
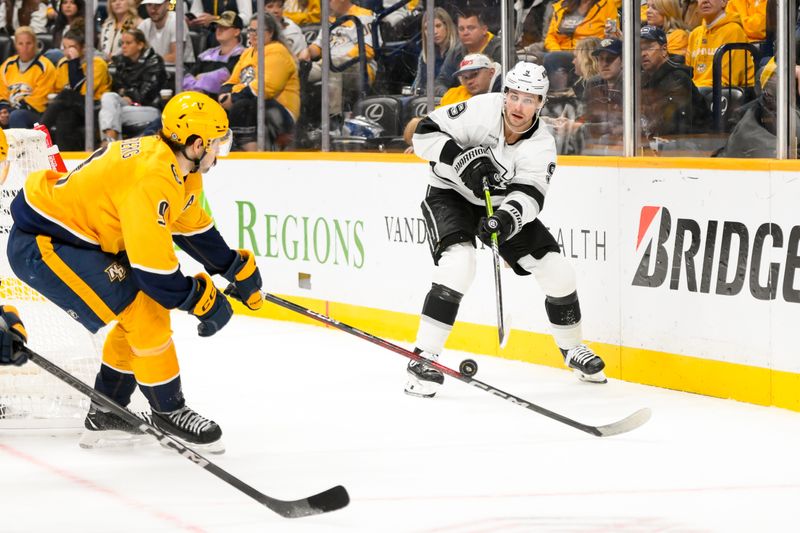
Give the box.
[434,8,503,97]
[645,0,690,60]
[138,0,195,66]
[188,0,250,51]
[581,37,623,153]
[544,0,620,52]
[440,53,501,107]
[0,27,56,129]
[725,0,766,42]
[99,0,142,61]
[265,0,305,57]
[183,11,244,98]
[686,0,754,89]
[640,25,710,139]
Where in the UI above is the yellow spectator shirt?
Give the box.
[54,55,112,99]
[667,29,689,59]
[284,0,320,25]
[726,0,766,42]
[225,42,301,120]
[687,11,755,88]
[0,53,56,112]
[439,85,471,108]
[545,0,621,52]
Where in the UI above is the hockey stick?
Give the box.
[22,347,349,518]
[482,179,507,347]
[262,293,651,437]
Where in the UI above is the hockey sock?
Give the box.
[93,363,136,407]
[415,282,463,355]
[137,377,185,413]
[544,291,583,350]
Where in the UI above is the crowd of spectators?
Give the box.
[0,0,794,157]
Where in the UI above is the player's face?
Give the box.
[197,131,232,173]
[504,89,541,129]
[14,33,36,62]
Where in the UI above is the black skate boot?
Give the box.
[561,344,607,384]
[79,402,150,449]
[404,349,444,398]
[151,405,224,454]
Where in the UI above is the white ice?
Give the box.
[1,313,799,533]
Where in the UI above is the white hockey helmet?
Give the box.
[504,62,549,107]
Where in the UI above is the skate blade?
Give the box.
[79,430,152,449]
[157,435,226,455]
[573,368,608,384]
[404,378,440,398]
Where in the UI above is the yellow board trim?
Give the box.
[232,295,800,413]
[35,235,117,324]
[61,151,800,172]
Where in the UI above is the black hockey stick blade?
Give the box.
[263,293,651,438]
[23,347,349,518]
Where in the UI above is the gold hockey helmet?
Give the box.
[161,91,231,156]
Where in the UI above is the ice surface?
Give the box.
[2,314,798,532]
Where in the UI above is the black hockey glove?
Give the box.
[179,273,233,337]
[0,305,28,366]
[452,146,500,198]
[222,249,263,310]
[478,210,515,246]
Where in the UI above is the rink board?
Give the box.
[61,152,800,411]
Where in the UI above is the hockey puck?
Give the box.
[459,359,478,377]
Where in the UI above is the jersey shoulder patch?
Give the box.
[447,102,467,119]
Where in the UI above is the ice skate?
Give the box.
[151,405,225,454]
[404,349,444,398]
[79,403,151,449]
[562,344,607,384]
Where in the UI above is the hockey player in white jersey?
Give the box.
[407,61,606,398]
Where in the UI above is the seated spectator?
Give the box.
[298,0,377,114]
[138,0,195,66]
[0,27,56,128]
[686,0,754,88]
[283,0,319,26]
[183,10,244,98]
[582,38,623,153]
[41,28,111,150]
[265,0,305,56]
[99,0,142,61]
[440,53,501,107]
[640,25,710,139]
[99,28,166,143]
[571,36,601,100]
[220,13,299,150]
[717,58,799,157]
[0,101,9,128]
[726,0,766,42]
[434,9,502,96]
[646,0,690,59]
[52,0,85,51]
[0,0,49,34]
[188,0,250,49]
[682,0,703,28]
[544,0,620,52]
[411,6,456,94]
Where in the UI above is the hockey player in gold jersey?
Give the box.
[7,92,263,452]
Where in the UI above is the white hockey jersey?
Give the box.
[412,93,557,229]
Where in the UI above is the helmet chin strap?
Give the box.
[180,144,206,174]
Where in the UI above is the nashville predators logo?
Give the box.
[241,66,256,85]
[105,262,127,282]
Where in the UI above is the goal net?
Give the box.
[0,128,103,427]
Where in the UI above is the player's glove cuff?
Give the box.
[179,273,233,337]
[222,249,263,310]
